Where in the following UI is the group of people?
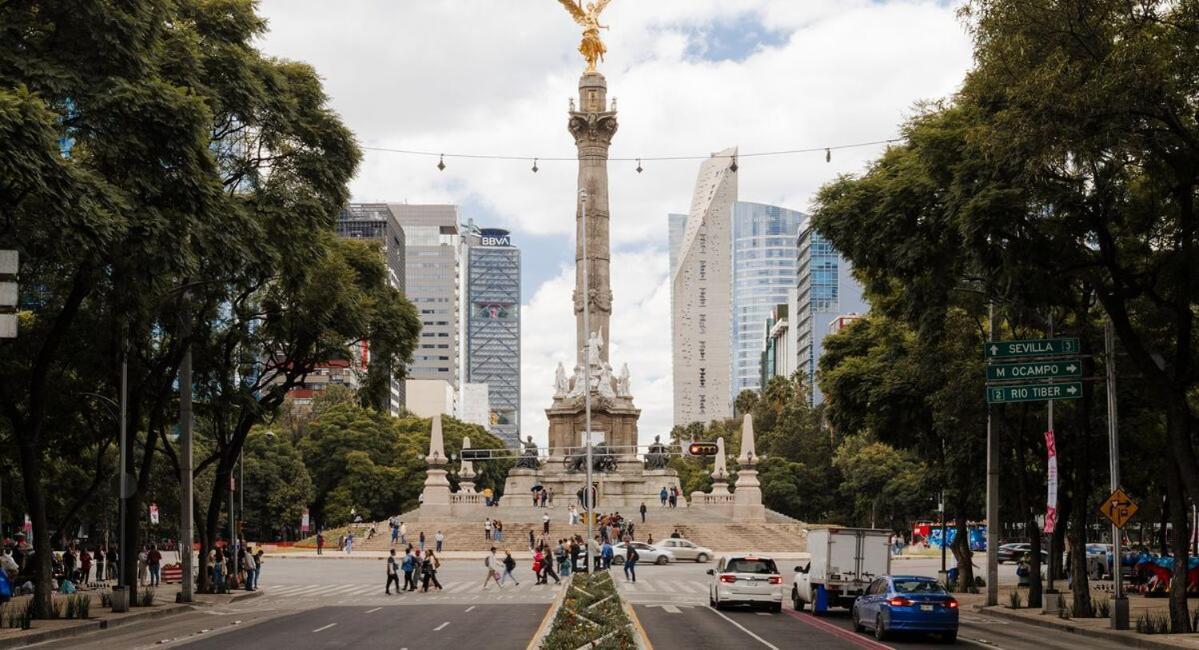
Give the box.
[482,518,507,542]
[385,545,442,593]
[532,487,553,508]
[658,486,681,508]
[386,518,445,553]
[206,542,264,592]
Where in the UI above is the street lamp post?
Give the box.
[581,188,594,574]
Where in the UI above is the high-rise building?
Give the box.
[730,202,806,401]
[667,213,688,274]
[670,147,738,427]
[335,204,406,414]
[463,225,521,448]
[390,204,463,400]
[794,226,868,404]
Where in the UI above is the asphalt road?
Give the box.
[175,603,547,650]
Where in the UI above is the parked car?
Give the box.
[708,553,784,612]
[610,542,674,565]
[657,538,712,563]
[851,575,959,643]
[997,542,1049,564]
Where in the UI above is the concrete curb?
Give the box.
[974,605,1187,649]
[527,573,573,650]
[0,603,192,649]
[624,598,653,650]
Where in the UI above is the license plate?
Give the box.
[920,605,934,612]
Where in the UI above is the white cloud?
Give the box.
[255,0,974,443]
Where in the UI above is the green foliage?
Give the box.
[542,572,635,650]
[242,427,315,541]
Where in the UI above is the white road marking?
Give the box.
[434,621,450,631]
[312,623,337,633]
[365,607,382,613]
[707,608,779,650]
[663,605,681,613]
[755,612,770,616]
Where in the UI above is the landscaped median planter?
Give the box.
[536,571,641,650]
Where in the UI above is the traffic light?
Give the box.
[687,441,719,457]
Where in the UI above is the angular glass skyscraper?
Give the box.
[730,202,806,401]
[795,226,868,404]
[464,226,521,448]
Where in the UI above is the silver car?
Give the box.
[611,542,674,565]
[658,538,713,562]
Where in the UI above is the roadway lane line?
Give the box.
[705,608,779,649]
[312,623,337,633]
[434,621,450,631]
[783,610,890,650]
[365,607,382,613]
[465,606,476,612]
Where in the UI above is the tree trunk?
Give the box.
[1069,371,1093,615]
[951,515,975,593]
[1167,461,1191,632]
[17,443,51,617]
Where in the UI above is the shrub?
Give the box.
[1093,598,1110,619]
[1007,590,1022,609]
[1136,612,1171,634]
[99,590,112,608]
[69,594,91,619]
[542,572,636,650]
[1057,604,1070,620]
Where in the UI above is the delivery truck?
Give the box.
[793,527,892,613]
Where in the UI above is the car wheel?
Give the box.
[874,615,888,641]
[709,591,715,607]
[714,598,726,611]
[656,556,669,565]
[793,590,804,612]
[941,631,957,644]
[696,553,708,563]
[852,607,865,633]
[771,602,782,614]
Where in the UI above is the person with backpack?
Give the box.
[402,547,417,591]
[500,549,519,586]
[421,550,442,592]
[385,549,401,594]
[482,547,502,589]
[410,544,423,589]
[624,544,639,583]
[601,539,614,570]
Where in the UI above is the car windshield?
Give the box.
[726,558,778,574]
[892,579,947,594]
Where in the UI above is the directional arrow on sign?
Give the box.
[989,344,999,356]
[1066,363,1078,373]
[1066,385,1078,395]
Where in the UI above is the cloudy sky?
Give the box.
[255,0,974,445]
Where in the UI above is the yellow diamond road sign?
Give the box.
[1100,488,1138,529]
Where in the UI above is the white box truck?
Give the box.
[792,527,891,614]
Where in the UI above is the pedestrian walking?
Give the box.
[542,512,551,535]
[601,540,613,570]
[556,540,570,578]
[147,544,162,586]
[419,531,426,553]
[390,521,399,546]
[316,531,324,555]
[659,486,668,507]
[385,549,401,594]
[500,550,519,586]
[639,501,647,523]
[533,548,545,585]
[547,488,554,507]
[435,530,444,553]
[402,547,417,591]
[484,518,493,541]
[539,548,561,585]
[624,544,639,582]
[421,550,442,592]
[411,544,423,588]
[344,532,354,555]
[482,547,502,589]
[669,487,678,508]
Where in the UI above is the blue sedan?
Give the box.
[851,575,959,643]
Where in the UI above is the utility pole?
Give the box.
[939,491,948,586]
[581,188,594,574]
[1105,319,1128,629]
[116,336,130,611]
[1044,315,1059,612]
[179,340,194,602]
[985,303,999,606]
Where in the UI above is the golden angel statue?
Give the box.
[557,0,613,73]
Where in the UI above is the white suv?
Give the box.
[708,553,784,613]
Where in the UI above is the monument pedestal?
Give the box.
[733,467,765,521]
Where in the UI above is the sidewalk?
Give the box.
[957,587,1199,649]
[0,582,260,649]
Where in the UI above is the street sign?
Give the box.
[984,337,1080,359]
[986,382,1083,404]
[1100,488,1138,529]
[986,359,1082,382]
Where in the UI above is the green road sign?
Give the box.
[984,337,1080,359]
[986,359,1082,382]
[987,382,1083,404]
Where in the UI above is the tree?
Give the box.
[734,390,759,417]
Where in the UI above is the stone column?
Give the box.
[733,414,765,521]
[710,436,730,495]
[569,72,618,364]
[421,415,452,517]
[458,435,477,494]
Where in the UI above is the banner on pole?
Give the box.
[1044,429,1058,534]
[301,509,310,534]
[149,503,160,525]
[22,513,31,535]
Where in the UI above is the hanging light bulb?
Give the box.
[729,155,738,173]
[825,148,831,163]
[532,158,539,173]
[636,158,643,173]
[437,154,446,171]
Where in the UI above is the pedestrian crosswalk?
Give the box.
[263,580,566,600]
[261,575,712,604]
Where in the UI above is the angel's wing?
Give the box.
[557,0,587,25]
[593,0,614,17]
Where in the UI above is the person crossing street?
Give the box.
[482,547,502,589]
[500,549,519,586]
[623,543,639,582]
[385,549,401,594]
[402,547,417,591]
